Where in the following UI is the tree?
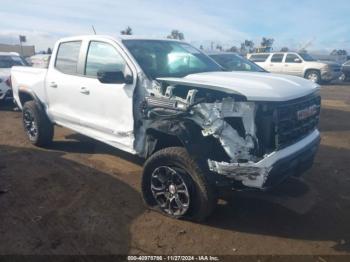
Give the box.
[227,46,238,52]
[280,47,289,52]
[121,26,133,35]
[261,37,274,52]
[167,30,184,40]
[216,44,223,51]
[240,40,254,54]
[199,45,204,50]
[330,49,347,56]
[47,48,52,54]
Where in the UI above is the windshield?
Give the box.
[299,53,316,62]
[210,53,265,72]
[0,55,27,68]
[123,40,222,79]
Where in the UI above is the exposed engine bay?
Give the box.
[133,75,321,189]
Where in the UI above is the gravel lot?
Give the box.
[0,83,350,256]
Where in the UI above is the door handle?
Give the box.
[49,82,58,88]
[80,87,90,95]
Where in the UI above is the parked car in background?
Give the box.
[247,52,342,84]
[0,52,28,102]
[29,54,51,68]
[11,35,321,221]
[341,60,350,81]
[207,52,266,72]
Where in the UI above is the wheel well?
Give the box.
[155,132,184,151]
[304,69,320,77]
[148,130,184,155]
[19,91,34,106]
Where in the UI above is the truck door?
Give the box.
[283,53,303,77]
[267,53,285,73]
[45,40,84,128]
[74,40,137,153]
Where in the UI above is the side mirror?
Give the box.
[294,58,302,63]
[97,70,133,84]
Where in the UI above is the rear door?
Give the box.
[283,53,303,76]
[45,40,84,128]
[267,53,285,73]
[248,54,270,70]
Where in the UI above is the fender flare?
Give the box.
[304,68,321,78]
[18,88,44,111]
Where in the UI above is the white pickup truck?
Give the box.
[11,35,321,221]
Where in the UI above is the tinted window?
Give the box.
[0,55,27,68]
[249,54,269,62]
[85,41,127,77]
[55,41,81,74]
[285,54,300,63]
[299,53,316,61]
[210,54,265,72]
[271,54,284,63]
[123,40,222,79]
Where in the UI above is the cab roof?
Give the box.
[57,34,185,44]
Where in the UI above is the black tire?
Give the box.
[142,147,216,222]
[305,70,321,84]
[22,101,54,146]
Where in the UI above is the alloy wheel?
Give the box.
[23,110,38,140]
[150,166,190,216]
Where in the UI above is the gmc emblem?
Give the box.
[297,105,318,120]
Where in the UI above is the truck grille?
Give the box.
[274,93,321,149]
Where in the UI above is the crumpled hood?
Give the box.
[158,71,319,101]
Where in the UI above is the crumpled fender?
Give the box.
[145,118,216,161]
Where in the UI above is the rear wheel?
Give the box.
[305,70,321,84]
[142,147,216,222]
[22,101,54,146]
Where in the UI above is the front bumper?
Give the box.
[208,129,320,189]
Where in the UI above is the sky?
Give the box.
[0,0,349,53]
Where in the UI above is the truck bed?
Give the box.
[11,66,48,109]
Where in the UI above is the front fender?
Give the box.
[145,118,230,166]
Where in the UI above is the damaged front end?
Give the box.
[138,78,321,190]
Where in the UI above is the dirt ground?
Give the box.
[0,83,350,256]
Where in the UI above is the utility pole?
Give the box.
[19,35,26,56]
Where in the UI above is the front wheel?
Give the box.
[339,73,346,82]
[141,147,216,222]
[305,70,321,84]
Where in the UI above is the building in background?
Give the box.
[0,43,35,57]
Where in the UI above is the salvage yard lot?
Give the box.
[0,84,350,255]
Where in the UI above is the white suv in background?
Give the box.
[247,52,342,84]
